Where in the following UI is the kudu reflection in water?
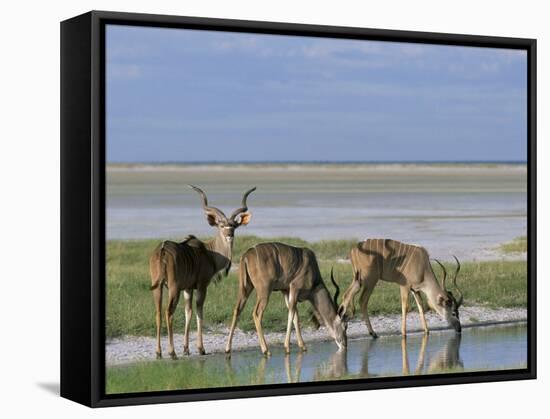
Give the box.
[221,332,463,385]
[313,346,350,381]
[314,332,463,381]
[223,353,304,385]
[313,339,378,380]
[395,333,464,376]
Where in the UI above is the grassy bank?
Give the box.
[500,236,528,254]
[107,358,267,393]
[106,236,527,339]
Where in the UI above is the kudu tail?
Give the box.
[238,255,251,295]
[150,241,168,291]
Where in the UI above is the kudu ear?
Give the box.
[437,294,451,307]
[235,212,252,226]
[205,213,218,226]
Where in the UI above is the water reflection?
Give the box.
[223,352,305,384]
[401,333,462,375]
[314,347,349,380]
[426,333,463,373]
[312,333,463,380]
[358,338,379,377]
[209,325,523,386]
[285,352,303,383]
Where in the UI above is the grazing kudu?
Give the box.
[338,239,463,337]
[225,243,348,355]
[149,185,256,359]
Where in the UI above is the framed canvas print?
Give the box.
[60,10,536,407]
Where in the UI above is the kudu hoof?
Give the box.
[371,333,379,339]
[198,348,207,356]
[156,352,162,360]
[169,351,178,360]
[183,347,190,356]
[299,346,308,353]
[262,350,272,357]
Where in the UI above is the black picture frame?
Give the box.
[60,10,537,407]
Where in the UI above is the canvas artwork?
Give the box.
[104,24,528,394]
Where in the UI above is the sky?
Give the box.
[106,24,527,163]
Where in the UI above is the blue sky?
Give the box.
[106,25,527,162]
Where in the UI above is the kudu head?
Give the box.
[433,256,464,333]
[337,270,362,319]
[330,268,349,350]
[189,185,256,245]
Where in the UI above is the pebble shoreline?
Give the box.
[106,305,527,366]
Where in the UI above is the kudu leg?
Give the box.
[284,290,299,354]
[152,285,163,359]
[284,292,306,352]
[195,287,207,355]
[252,293,271,356]
[411,290,429,335]
[400,286,410,336]
[183,289,193,355]
[165,287,180,360]
[225,283,253,354]
[359,278,379,338]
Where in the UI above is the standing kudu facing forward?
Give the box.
[338,239,463,337]
[225,243,348,356]
[149,185,255,359]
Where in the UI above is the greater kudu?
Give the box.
[149,185,255,359]
[225,243,348,355]
[338,239,463,337]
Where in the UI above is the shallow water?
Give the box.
[108,323,527,393]
[216,323,527,384]
[106,164,527,260]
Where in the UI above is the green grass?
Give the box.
[106,236,354,338]
[106,236,527,339]
[500,236,528,254]
[106,358,267,393]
